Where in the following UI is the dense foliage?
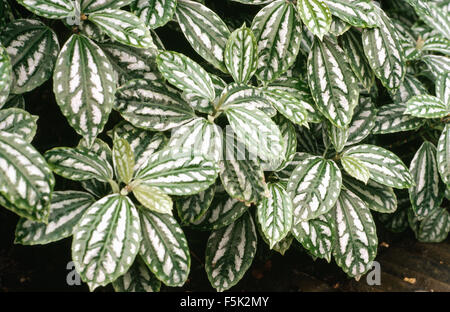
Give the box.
[0,0,449,291]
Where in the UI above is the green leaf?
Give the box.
[251,0,302,82]
[417,208,450,243]
[45,147,114,182]
[231,0,272,4]
[175,0,230,72]
[81,0,134,12]
[113,256,161,292]
[271,234,294,255]
[362,10,405,93]
[0,108,38,143]
[436,71,450,107]
[224,25,258,84]
[17,0,75,19]
[378,206,409,233]
[257,182,293,248]
[437,124,450,185]
[343,176,397,213]
[343,144,413,189]
[135,148,218,195]
[373,103,425,134]
[287,156,342,222]
[114,79,195,132]
[346,96,377,146]
[88,9,154,48]
[409,142,445,220]
[330,189,378,278]
[72,194,142,291]
[1,19,60,94]
[224,105,283,164]
[292,213,334,262]
[157,51,215,102]
[0,132,54,222]
[176,183,215,224]
[53,34,115,147]
[3,94,25,110]
[0,43,12,108]
[297,0,332,40]
[405,95,448,119]
[133,184,173,215]
[112,137,134,184]
[323,0,378,28]
[190,195,249,231]
[307,36,359,128]
[139,209,190,287]
[261,88,308,127]
[133,0,177,29]
[341,156,371,184]
[15,191,95,245]
[205,212,257,292]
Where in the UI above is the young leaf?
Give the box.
[112,256,161,292]
[1,19,60,94]
[53,34,116,147]
[297,0,332,40]
[257,182,293,248]
[72,194,142,291]
[437,124,450,185]
[133,0,177,29]
[224,25,258,84]
[113,137,134,184]
[417,208,450,243]
[176,183,215,224]
[307,36,359,128]
[175,0,230,72]
[16,0,75,19]
[287,156,342,222]
[133,184,173,215]
[0,108,38,143]
[405,95,448,119]
[114,79,195,132]
[45,147,114,182]
[88,9,154,48]
[0,132,55,222]
[135,148,218,195]
[251,0,302,82]
[341,156,371,184]
[157,51,215,102]
[205,212,257,292]
[343,144,413,189]
[139,209,190,287]
[0,43,12,108]
[15,191,95,245]
[330,189,378,278]
[323,0,378,28]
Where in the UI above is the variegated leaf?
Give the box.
[205,212,257,292]
[343,176,397,214]
[307,36,359,128]
[114,79,195,131]
[409,141,445,219]
[362,10,405,93]
[167,117,223,163]
[405,0,450,40]
[72,194,142,291]
[417,208,450,243]
[15,191,94,245]
[297,0,332,40]
[113,256,161,292]
[346,96,377,146]
[182,74,226,114]
[133,184,173,215]
[271,234,293,255]
[88,9,154,48]
[17,0,75,19]
[287,156,342,222]
[139,209,190,287]
[81,0,134,12]
[45,147,114,182]
[341,156,371,184]
[113,137,134,184]
[176,183,215,224]
[257,182,293,248]
[0,43,11,108]
[0,132,54,222]
[78,137,113,164]
[292,213,334,262]
[157,51,215,102]
[378,206,409,233]
[251,0,302,82]
[190,195,249,231]
[405,95,448,119]
[437,124,450,185]
[175,0,230,72]
[3,94,25,110]
[276,152,312,181]
[436,71,450,107]
[324,122,348,153]
[134,0,176,29]
[343,144,413,189]
[372,103,425,134]
[274,115,298,171]
[1,19,60,94]
[0,108,38,143]
[329,17,350,37]
[231,0,273,4]
[422,35,450,56]
[54,34,115,147]
[135,148,218,195]
[261,88,308,127]
[423,55,450,79]
[224,25,258,84]
[330,189,378,278]
[391,74,428,105]
[323,0,378,28]
[81,178,112,198]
